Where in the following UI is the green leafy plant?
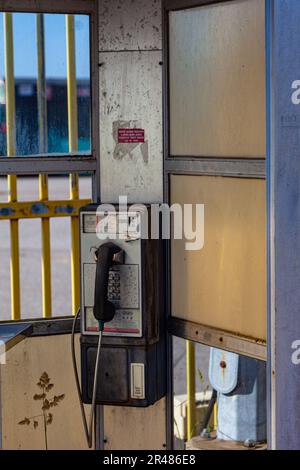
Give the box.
[18,372,65,450]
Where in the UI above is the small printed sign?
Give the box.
[118,128,145,144]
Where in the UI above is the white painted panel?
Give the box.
[99,51,163,203]
[99,0,162,51]
[98,1,165,450]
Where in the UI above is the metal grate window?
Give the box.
[0,1,99,321]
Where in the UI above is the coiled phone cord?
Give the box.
[71,308,104,449]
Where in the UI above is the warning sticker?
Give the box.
[118,128,145,144]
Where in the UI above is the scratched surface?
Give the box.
[99,0,163,205]
[99,0,162,52]
[99,51,163,203]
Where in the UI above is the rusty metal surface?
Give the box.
[169,317,267,362]
[99,0,162,51]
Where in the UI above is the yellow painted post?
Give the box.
[37,13,52,318]
[66,14,80,314]
[213,402,218,431]
[186,340,196,441]
[4,13,20,320]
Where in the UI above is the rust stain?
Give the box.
[221,352,226,381]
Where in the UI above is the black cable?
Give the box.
[71,309,103,448]
[200,388,218,433]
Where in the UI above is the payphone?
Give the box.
[78,203,166,409]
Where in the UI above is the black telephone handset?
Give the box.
[93,242,123,330]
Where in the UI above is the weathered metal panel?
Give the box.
[99,0,162,51]
[1,335,89,449]
[171,175,266,342]
[168,317,267,361]
[165,158,266,179]
[0,156,96,176]
[267,0,300,450]
[98,0,165,450]
[99,51,163,203]
[103,399,166,450]
[169,0,266,158]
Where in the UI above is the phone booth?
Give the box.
[80,0,300,450]
[1,0,300,452]
[165,0,267,450]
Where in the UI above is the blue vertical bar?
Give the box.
[265,0,274,450]
[267,0,300,450]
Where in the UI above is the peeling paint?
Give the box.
[54,205,75,215]
[112,121,149,163]
[30,203,48,215]
[0,207,14,217]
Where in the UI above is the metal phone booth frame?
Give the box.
[1,0,300,451]
[164,0,300,450]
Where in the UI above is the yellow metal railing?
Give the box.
[0,13,90,321]
[186,340,218,441]
[66,14,81,315]
[4,12,20,321]
[186,340,196,440]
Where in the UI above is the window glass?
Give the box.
[169,0,266,157]
[0,12,91,157]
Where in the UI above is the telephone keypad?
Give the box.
[106,265,139,310]
[83,259,140,336]
[108,270,121,302]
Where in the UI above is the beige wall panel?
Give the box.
[0,334,89,450]
[104,399,166,450]
[169,0,266,157]
[171,175,266,341]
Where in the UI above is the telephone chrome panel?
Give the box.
[79,204,166,407]
[80,208,144,337]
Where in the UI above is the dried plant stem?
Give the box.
[43,409,48,450]
[18,371,65,450]
[42,385,48,451]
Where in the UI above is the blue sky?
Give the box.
[0,13,90,79]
